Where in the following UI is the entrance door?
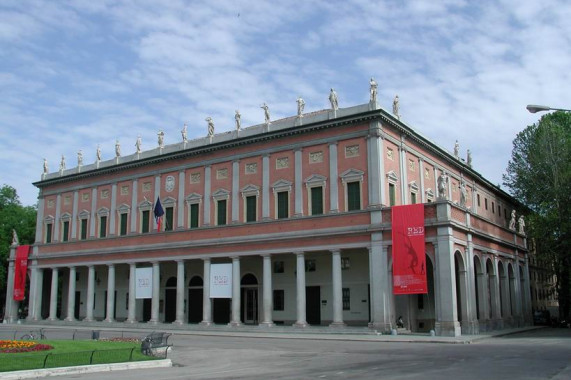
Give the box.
[164,289,176,323]
[306,286,321,325]
[74,291,81,319]
[188,288,203,323]
[241,288,258,324]
[213,299,230,324]
[142,298,151,322]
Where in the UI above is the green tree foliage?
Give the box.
[0,185,37,305]
[504,111,571,321]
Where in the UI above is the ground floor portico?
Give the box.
[5,203,532,336]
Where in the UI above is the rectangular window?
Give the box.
[99,216,107,238]
[190,203,199,228]
[62,221,69,242]
[141,210,150,233]
[492,201,495,213]
[305,259,316,272]
[277,191,288,219]
[342,288,350,310]
[347,182,361,211]
[119,213,128,236]
[418,294,424,310]
[410,192,417,204]
[246,196,256,222]
[46,223,53,243]
[485,198,488,210]
[311,186,323,215]
[80,219,88,240]
[273,290,284,311]
[165,207,174,231]
[341,257,351,270]
[498,205,501,215]
[389,184,396,206]
[217,199,227,226]
[477,194,481,207]
[273,261,284,273]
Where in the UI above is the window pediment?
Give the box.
[386,171,398,184]
[185,193,203,204]
[340,168,364,183]
[409,181,419,192]
[272,179,292,193]
[117,203,131,213]
[97,207,109,216]
[212,188,230,200]
[241,184,260,197]
[138,200,153,211]
[162,196,176,207]
[60,212,71,221]
[78,210,90,219]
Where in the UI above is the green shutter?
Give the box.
[46,223,52,243]
[389,184,396,206]
[246,196,256,222]
[347,182,361,211]
[80,219,88,240]
[100,216,107,238]
[120,213,128,235]
[217,200,227,225]
[62,221,69,242]
[311,187,323,215]
[142,210,150,233]
[277,192,288,219]
[165,207,174,231]
[190,203,199,228]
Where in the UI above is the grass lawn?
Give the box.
[0,340,157,372]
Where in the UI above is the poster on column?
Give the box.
[13,245,31,301]
[210,263,232,298]
[392,204,428,294]
[135,267,153,299]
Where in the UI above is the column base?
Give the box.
[125,319,137,324]
[64,317,76,322]
[293,321,308,328]
[259,322,274,327]
[435,321,462,337]
[48,317,59,322]
[461,320,479,335]
[83,318,94,322]
[200,320,213,326]
[368,322,392,333]
[148,319,159,325]
[228,321,242,327]
[104,318,115,323]
[329,321,346,328]
[172,320,184,325]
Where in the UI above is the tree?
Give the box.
[503,111,571,321]
[0,185,37,309]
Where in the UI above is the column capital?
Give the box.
[330,249,341,255]
[293,251,305,257]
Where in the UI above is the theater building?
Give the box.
[4,95,532,336]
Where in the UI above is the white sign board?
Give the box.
[210,263,232,298]
[135,267,153,299]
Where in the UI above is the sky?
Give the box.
[1,0,570,207]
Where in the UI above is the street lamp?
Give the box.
[526,104,571,113]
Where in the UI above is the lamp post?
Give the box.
[526,104,571,113]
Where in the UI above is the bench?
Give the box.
[141,332,172,358]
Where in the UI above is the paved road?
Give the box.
[14,328,571,379]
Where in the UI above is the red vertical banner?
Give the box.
[392,204,427,294]
[13,245,30,301]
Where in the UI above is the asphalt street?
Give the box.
[42,327,571,380]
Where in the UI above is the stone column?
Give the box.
[204,166,211,226]
[200,258,212,325]
[261,254,273,326]
[178,170,186,229]
[174,260,185,324]
[34,197,45,244]
[294,149,303,217]
[26,264,38,321]
[49,268,59,320]
[230,256,242,326]
[368,238,391,332]
[105,264,116,322]
[330,250,345,327]
[149,261,160,323]
[232,161,240,223]
[399,143,408,204]
[262,155,270,220]
[126,263,137,323]
[84,265,95,322]
[329,142,339,213]
[4,251,18,323]
[294,252,307,327]
[419,158,426,203]
[65,266,77,321]
[130,179,138,234]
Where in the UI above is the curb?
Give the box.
[1,359,172,380]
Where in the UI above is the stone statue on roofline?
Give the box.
[509,210,516,230]
[181,123,188,142]
[96,145,102,161]
[518,215,525,235]
[12,229,19,246]
[59,155,66,172]
[235,111,241,131]
[370,77,378,103]
[206,117,215,137]
[77,150,83,166]
[157,130,165,148]
[261,103,270,124]
[467,149,472,167]
[43,158,48,175]
[115,140,121,157]
[454,140,459,158]
[297,97,305,117]
[393,95,400,119]
[329,88,339,111]
[136,135,142,154]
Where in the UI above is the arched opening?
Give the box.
[241,274,258,324]
[454,250,468,324]
[508,264,517,318]
[498,261,508,320]
[413,254,436,332]
[164,276,177,323]
[188,275,203,323]
[474,256,484,321]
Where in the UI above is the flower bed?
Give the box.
[0,340,53,353]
